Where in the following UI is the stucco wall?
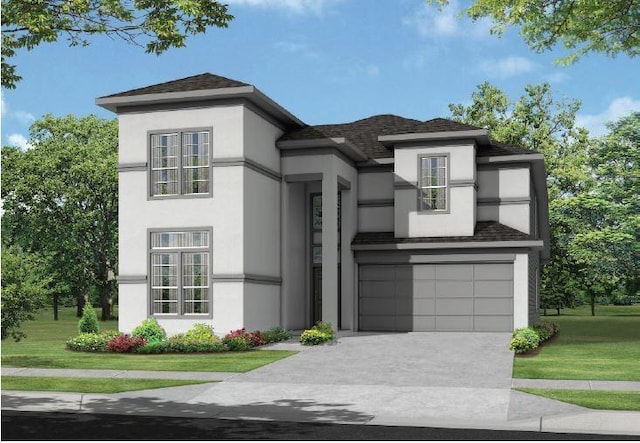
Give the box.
[477,166,531,234]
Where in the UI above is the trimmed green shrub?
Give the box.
[261,326,292,344]
[300,329,331,345]
[185,323,219,342]
[137,340,168,354]
[509,327,540,354]
[312,321,335,340]
[66,330,120,352]
[78,304,100,334]
[131,318,165,343]
[533,321,558,343]
[164,335,228,353]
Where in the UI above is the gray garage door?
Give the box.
[359,263,513,332]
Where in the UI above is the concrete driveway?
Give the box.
[181,332,585,428]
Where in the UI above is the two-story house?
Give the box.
[97,73,549,336]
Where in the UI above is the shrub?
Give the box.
[185,323,218,342]
[533,321,558,343]
[300,329,332,345]
[78,304,99,334]
[131,318,166,343]
[222,329,257,351]
[66,330,120,352]
[509,327,540,354]
[261,326,292,344]
[612,296,633,306]
[312,321,335,340]
[137,340,168,354]
[107,334,146,353]
[165,335,228,353]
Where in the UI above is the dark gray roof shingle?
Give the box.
[101,73,250,98]
[351,221,531,245]
[280,115,482,159]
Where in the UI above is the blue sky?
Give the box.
[2,0,639,150]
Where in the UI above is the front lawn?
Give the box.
[516,388,640,412]
[513,305,640,381]
[1,308,295,372]
[1,376,211,394]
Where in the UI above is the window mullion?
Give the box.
[178,131,183,195]
[178,251,183,316]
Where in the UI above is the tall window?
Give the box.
[150,230,211,316]
[419,156,448,211]
[151,130,210,197]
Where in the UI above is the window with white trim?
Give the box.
[150,130,210,197]
[150,230,210,316]
[419,155,448,211]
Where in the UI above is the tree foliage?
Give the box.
[449,84,639,315]
[1,0,234,88]
[1,246,51,341]
[428,0,640,65]
[1,114,119,321]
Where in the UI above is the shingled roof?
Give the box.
[352,221,532,246]
[280,115,482,159]
[100,73,250,98]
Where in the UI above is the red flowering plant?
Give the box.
[222,328,265,350]
[107,334,147,353]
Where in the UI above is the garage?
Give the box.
[359,263,514,332]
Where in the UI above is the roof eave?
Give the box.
[95,85,305,129]
[352,240,545,251]
[277,137,369,161]
[378,129,489,147]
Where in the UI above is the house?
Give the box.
[96,73,549,336]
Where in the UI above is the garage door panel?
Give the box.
[360,266,395,281]
[359,316,395,331]
[395,297,436,315]
[412,316,436,331]
[413,265,436,279]
[474,263,513,280]
[436,298,473,315]
[361,281,394,298]
[395,281,414,299]
[435,316,473,331]
[395,315,413,331]
[360,297,395,316]
[474,281,512,298]
[394,266,414,280]
[413,280,436,298]
[474,298,513,315]
[474,316,513,332]
[436,281,474,298]
[436,264,473,280]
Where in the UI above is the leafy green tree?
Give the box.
[428,0,640,65]
[1,0,234,88]
[1,246,51,341]
[1,114,118,320]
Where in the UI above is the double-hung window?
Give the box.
[150,229,211,316]
[419,155,448,211]
[150,129,211,197]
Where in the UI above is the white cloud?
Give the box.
[403,1,493,39]
[577,97,640,136]
[365,64,380,77]
[1,97,36,125]
[480,56,537,78]
[7,133,33,150]
[545,71,571,84]
[275,41,321,60]
[227,0,339,15]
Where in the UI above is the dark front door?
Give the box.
[312,267,322,324]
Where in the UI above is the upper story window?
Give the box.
[150,229,211,316]
[419,155,448,211]
[150,129,211,197]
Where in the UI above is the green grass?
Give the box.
[1,308,296,372]
[516,388,640,412]
[1,376,211,394]
[513,304,640,381]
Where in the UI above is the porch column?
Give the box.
[321,173,339,327]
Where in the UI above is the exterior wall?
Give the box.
[528,252,540,325]
[243,283,280,331]
[394,142,476,237]
[358,206,394,232]
[358,171,394,232]
[477,166,531,234]
[243,107,283,173]
[513,253,529,329]
[117,106,247,335]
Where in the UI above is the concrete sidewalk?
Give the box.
[2,367,640,436]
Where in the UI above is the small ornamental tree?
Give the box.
[78,304,99,334]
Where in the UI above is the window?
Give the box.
[150,230,211,316]
[419,155,448,211]
[150,130,211,197]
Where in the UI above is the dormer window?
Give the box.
[419,155,448,211]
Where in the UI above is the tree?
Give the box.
[1,0,234,88]
[1,246,51,341]
[428,0,640,65]
[1,114,119,321]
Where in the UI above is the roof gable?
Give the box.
[100,73,250,98]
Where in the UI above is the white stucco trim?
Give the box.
[513,253,529,329]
